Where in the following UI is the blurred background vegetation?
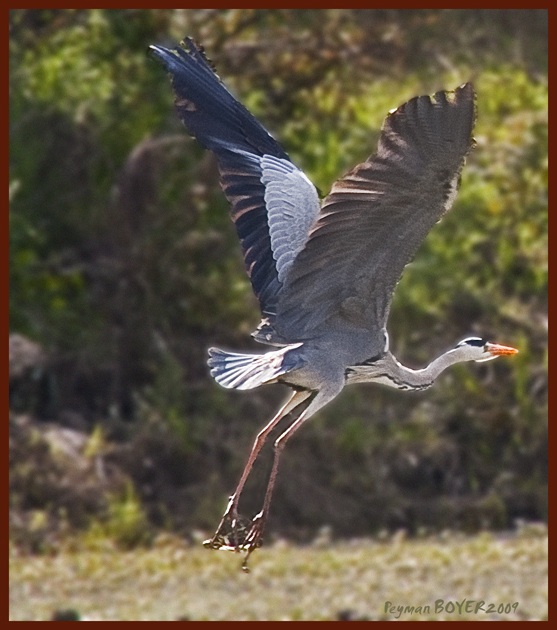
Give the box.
[9,9,547,553]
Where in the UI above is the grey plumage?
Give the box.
[261,155,320,284]
[150,38,517,570]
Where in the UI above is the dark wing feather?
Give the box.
[276,83,476,340]
[150,39,319,319]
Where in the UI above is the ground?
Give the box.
[9,527,547,621]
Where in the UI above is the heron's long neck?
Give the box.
[346,350,464,391]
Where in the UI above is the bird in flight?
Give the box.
[150,38,518,571]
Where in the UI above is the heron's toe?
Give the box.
[203,513,252,551]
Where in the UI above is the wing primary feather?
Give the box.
[276,83,476,341]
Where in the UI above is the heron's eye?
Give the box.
[458,337,485,348]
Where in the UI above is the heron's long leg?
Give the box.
[206,388,312,548]
[241,388,339,568]
[228,388,312,515]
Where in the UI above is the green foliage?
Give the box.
[85,482,152,550]
[138,350,192,449]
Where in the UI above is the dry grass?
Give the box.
[9,527,547,621]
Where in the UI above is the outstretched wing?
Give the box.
[150,39,320,320]
[276,83,476,339]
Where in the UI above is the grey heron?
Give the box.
[150,38,518,570]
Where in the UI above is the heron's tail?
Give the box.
[207,343,304,390]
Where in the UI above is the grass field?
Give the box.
[9,527,547,621]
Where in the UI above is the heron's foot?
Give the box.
[202,508,266,572]
[202,510,251,552]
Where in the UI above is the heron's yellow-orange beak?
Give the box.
[485,342,519,357]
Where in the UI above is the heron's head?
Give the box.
[454,337,518,363]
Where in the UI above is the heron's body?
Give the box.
[150,38,517,570]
